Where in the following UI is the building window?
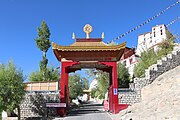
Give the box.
[150,40,152,43]
[160,29,163,35]
[150,33,152,39]
[154,32,156,37]
[150,35,152,39]
[130,58,133,64]
[143,41,145,45]
[124,61,126,66]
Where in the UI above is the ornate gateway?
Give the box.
[52,24,126,116]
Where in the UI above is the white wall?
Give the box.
[136,24,167,56]
[89,78,97,90]
[120,54,139,78]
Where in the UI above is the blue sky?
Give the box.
[0,0,179,81]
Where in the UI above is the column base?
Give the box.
[57,108,66,117]
[111,104,129,114]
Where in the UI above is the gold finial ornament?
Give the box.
[72,32,75,39]
[83,24,92,38]
[101,32,104,39]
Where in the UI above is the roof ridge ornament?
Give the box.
[83,24,92,39]
[101,32,104,39]
[72,32,75,39]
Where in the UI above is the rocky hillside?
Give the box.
[112,65,180,120]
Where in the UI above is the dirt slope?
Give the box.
[112,66,180,120]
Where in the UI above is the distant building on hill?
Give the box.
[136,24,167,56]
[120,47,140,79]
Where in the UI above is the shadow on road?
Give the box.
[68,101,106,116]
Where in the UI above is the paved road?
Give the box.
[54,101,112,120]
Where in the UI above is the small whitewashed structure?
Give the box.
[89,78,98,90]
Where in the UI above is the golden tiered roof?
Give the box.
[52,38,126,51]
[70,39,107,46]
[52,24,126,62]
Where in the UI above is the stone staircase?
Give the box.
[134,44,180,90]
[118,44,180,105]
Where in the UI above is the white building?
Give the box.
[89,78,97,90]
[136,24,167,56]
[121,54,140,79]
[120,47,140,79]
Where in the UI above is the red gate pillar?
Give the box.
[57,61,79,116]
[99,62,118,114]
[57,62,68,116]
[111,62,118,114]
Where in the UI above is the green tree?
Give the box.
[35,21,51,80]
[87,66,129,98]
[35,21,51,56]
[31,21,59,82]
[29,66,59,82]
[90,88,97,98]
[134,49,158,77]
[69,74,83,100]
[134,61,146,78]
[0,96,2,119]
[96,71,109,99]
[85,69,97,79]
[82,77,89,90]
[157,30,175,56]
[0,61,25,120]
[117,62,130,88]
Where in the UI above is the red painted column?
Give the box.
[57,62,67,116]
[108,68,113,113]
[57,61,79,116]
[65,72,70,114]
[99,62,118,114]
[111,62,118,114]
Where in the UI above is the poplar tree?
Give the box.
[35,21,51,80]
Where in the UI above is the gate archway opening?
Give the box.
[52,24,127,116]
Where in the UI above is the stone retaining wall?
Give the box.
[19,92,60,119]
[118,89,141,105]
[134,45,180,90]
